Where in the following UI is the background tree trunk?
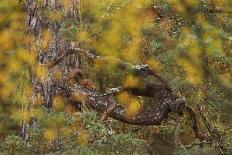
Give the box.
[23,0,81,137]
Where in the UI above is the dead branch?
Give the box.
[184,140,212,149]
[185,106,207,141]
[100,97,117,122]
[197,105,225,155]
[68,47,170,88]
[40,50,75,69]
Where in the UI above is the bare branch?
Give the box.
[69,47,170,88]
[197,105,225,155]
[100,97,117,122]
[185,105,207,141]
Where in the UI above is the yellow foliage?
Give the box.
[34,95,43,106]
[123,75,140,88]
[61,0,69,8]
[44,128,56,141]
[9,12,25,29]
[196,13,207,25]
[31,108,43,118]
[47,10,64,22]
[40,30,52,50]
[20,86,32,105]
[167,0,185,12]
[117,92,131,105]
[61,127,71,136]
[178,58,202,85]
[77,129,89,146]
[78,31,89,42]
[146,58,162,72]
[17,49,36,65]
[126,98,141,118]
[35,66,48,81]
[93,58,106,69]
[212,0,228,7]
[0,30,13,52]
[21,111,30,122]
[197,90,205,99]
[0,82,15,100]
[206,39,223,56]
[185,0,199,7]
[53,96,64,111]
[121,40,140,63]
[7,57,21,73]
[53,70,63,80]
[117,92,141,117]
[178,28,201,59]
[219,73,232,85]
[91,0,146,63]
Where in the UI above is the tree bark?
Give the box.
[24,0,204,141]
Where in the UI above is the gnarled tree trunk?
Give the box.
[23,0,203,141]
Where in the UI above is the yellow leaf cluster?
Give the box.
[219,73,232,85]
[61,0,69,8]
[167,0,185,12]
[17,49,36,66]
[44,128,56,141]
[90,0,149,64]
[178,28,201,59]
[7,57,21,73]
[53,70,63,80]
[0,30,13,52]
[61,127,71,136]
[77,129,89,146]
[47,10,64,22]
[117,92,141,117]
[123,75,140,88]
[78,31,89,42]
[146,58,162,72]
[53,96,64,111]
[31,108,43,118]
[117,92,131,105]
[178,58,202,85]
[40,30,52,50]
[35,66,48,81]
[21,111,30,122]
[0,80,15,99]
[126,98,141,118]
[34,95,43,106]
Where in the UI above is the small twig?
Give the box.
[168,115,178,122]
[197,105,225,155]
[69,47,169,87]
[174,117,188,152]
[100,97,117,122]
[185,105,207,141]
[101,5,111,18]
[78,0,83,30]
[184,140,212,149]
[40,50,75,69]
[134,139,156,155]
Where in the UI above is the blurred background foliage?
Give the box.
[0,0,232,154]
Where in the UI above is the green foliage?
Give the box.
[0,111,148,154]
[60,18,79,42]
[174,145,217,155]
[0,0,232,154]
[0,135,32,155]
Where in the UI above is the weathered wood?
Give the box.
[24,0,204,141]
